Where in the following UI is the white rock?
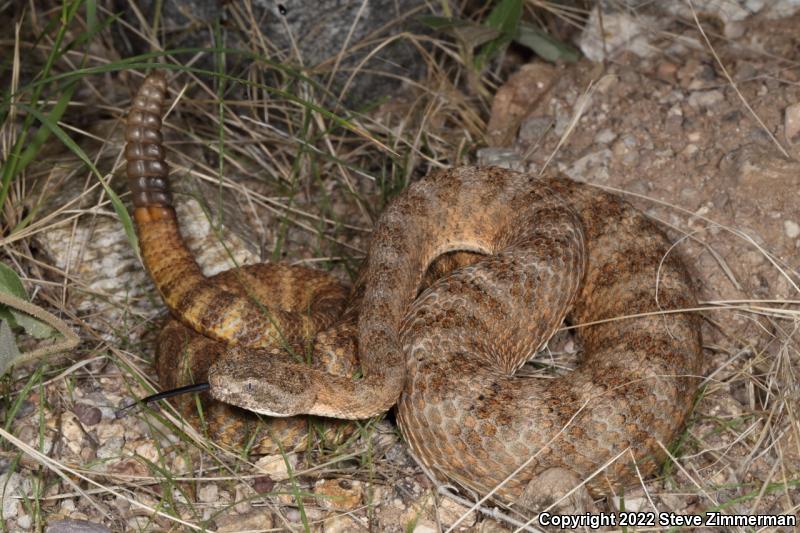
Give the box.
[412,519,438,533]
[198,483,219,503]
[785,102,800,144]
[16,514,32,530]
[0,472,29,519]
[323,513,363,533]
[784,220,800,239]
[254,453,298,481]
[578,6,663,62]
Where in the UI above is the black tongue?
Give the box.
[117,382,210,417]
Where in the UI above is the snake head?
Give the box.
[208,347,317,417]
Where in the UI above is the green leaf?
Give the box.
[0,264,56,339]
[476,0,523,69]
[418,16,501,48]
[0,320,22,371]
[485,0,523,35]
[16,80,79,173]
[417,15,465,30]
[9,310,55,340]
[456,24,503,50]
[0,263,27,300]
[0,308,17,329]
[515,22,580,63]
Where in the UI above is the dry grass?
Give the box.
[1,1,799,532]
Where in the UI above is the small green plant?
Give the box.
[420,0,579,72]
[0,263,78,374]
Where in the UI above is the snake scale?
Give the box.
[126,71,702,506]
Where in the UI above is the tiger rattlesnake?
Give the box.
[126,71,703,506]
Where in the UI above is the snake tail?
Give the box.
[124,71,219,331]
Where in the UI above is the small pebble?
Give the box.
[480,518,510,532]
[198,483,219,503]
[611,495,648,512]
[784,220,800,239]
[412,520,438,533]
[73,403,102,426]
[16,514,32,530]
[14,400,35,419]
[254,454,297,481]
[322,513,361,533]
[656,61,678,81]
[234,486,250,514]
[594,128,617,144]
[785,102,800,144]
[688,89,724,109]
[44,519,111,533]
[216,509,273,531]
[1,472,28,518]
[132,441,158,463]
[314,478,363,511]
[61,412,87,456]
[253,475,275,494]
[96,436,124,459]
[438,497,476,527]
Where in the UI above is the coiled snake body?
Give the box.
[126,72,702,505]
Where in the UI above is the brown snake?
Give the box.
[126,71,702,505]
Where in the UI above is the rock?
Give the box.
[314,478,363,511]
[663,0,800,37]
[480,519,511,532]
[412,519,438,533]
[563,148,612,182]
[125,517,153,530]
[132,441,159,463]
[253,475,276,494]
[94,420,125,443]
[1,472,30,519]
[785,102,800,144]
[216,509,273,531]
[518,116,554,145]
[520,467,595,514]
[487,63,558,146]
[61,411,90,456]
[322,513,363,532]
[44,519,111,533]
[578,6,664,62]
[17,513,32,530]
[113,0,431,103]
[688,89,725,110]
[72,403,102,426]
[254,453,298,482]
[14,400,35,419]
[784,220,800,239]
[95,436,124,460]
[198,483,219,503]
[234,485,251,514]
[593,128,617,145]
[475,147,526,173]
[610,493,648,513]
[437,497,476,527]
[284,506,325,523]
